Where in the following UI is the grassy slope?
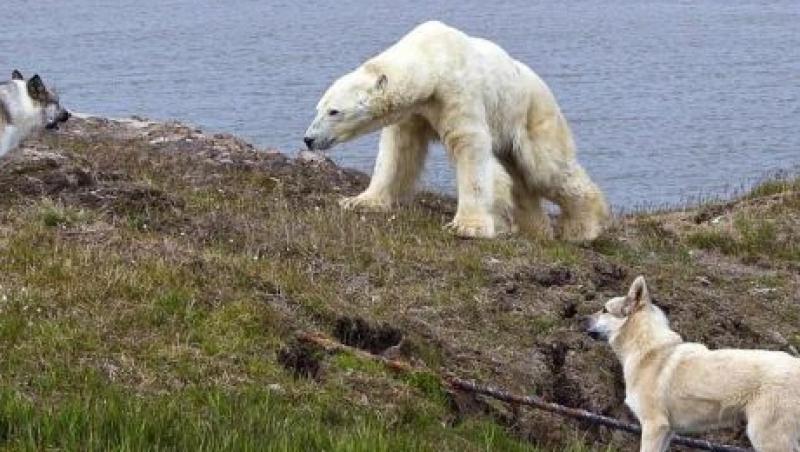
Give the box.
[0,117,797,450]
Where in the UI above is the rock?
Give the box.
[297,150,330,164]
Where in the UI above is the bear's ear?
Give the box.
[12,70,24,80]
[375,74,388,91]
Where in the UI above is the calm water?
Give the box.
[2,1,798,209]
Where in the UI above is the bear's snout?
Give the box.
[304,136,315,150]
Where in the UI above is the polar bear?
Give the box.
[304,21,609,240]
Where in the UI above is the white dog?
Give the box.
[0,70,70,157]
[582,276,800,452]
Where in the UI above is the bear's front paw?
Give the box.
[445,215,497,239]
[339,193,394,212]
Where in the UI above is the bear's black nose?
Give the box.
[303,137,315,150]
[59,110,71,122]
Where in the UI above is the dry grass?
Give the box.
[0,117,797,450]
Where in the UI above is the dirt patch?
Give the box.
[333,316,403,355]
[590,260,627,291]
[693,202,731,224]
[0,149,94,201]
[0,146,181,217]
[532,266,576,287]
[277,342,323,380]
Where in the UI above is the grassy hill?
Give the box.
[0,117,797,450]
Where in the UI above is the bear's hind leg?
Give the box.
[340,116,431,211]
[550,163,609,241]
[489,159,518,236]
[512,180,553,239]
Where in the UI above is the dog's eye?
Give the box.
[328,109,340,117]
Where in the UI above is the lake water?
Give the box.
[2,0,798,209]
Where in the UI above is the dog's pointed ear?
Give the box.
[11,70,24,80]
[623,275,650,315]
[375,74,388,91]
[27,74,47,101]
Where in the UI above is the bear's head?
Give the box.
[303,66,391,151]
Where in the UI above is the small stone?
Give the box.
[297,150,328,164]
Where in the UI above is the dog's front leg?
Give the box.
[640,423,672,452]
[0,125,19,157]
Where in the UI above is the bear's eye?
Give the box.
[328,109,340,117]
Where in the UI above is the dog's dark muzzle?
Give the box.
[587,331,604,341]
[46,110,71,130]
[579,315,605,341]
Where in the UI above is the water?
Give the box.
[2,0,798,209]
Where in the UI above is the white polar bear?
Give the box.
[304,21,609,240]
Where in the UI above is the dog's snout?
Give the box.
[303,137,315,150]
[579,315,592,331]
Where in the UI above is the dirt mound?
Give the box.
[333,316,403,355]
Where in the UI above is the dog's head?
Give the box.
[580,275,667,345]
[14,70,70,130]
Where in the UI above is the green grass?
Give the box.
[0,386,543,452]
[746,177,799,199]
[686,214,799,263]
[0,135,579,451]
[682,177,800,264]
[1,120,795,451]
[686,230,738,255]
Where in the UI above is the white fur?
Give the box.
[0,80,46,157]
[305,21,609,239]
[0,125,25,156]
[584,276,800,452]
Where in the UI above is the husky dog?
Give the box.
[581,276,800,452]
[0,70,70,157]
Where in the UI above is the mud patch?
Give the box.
[493,264,576,289]
[532,266,575,287]
[693,203,730,224]
[75,184,182,214]
[277,342,323,380]
[590,261,627,291]
[542,341,587,409]
[0,150,95,201]
[333,316,403,355]
[561,300,579,319]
